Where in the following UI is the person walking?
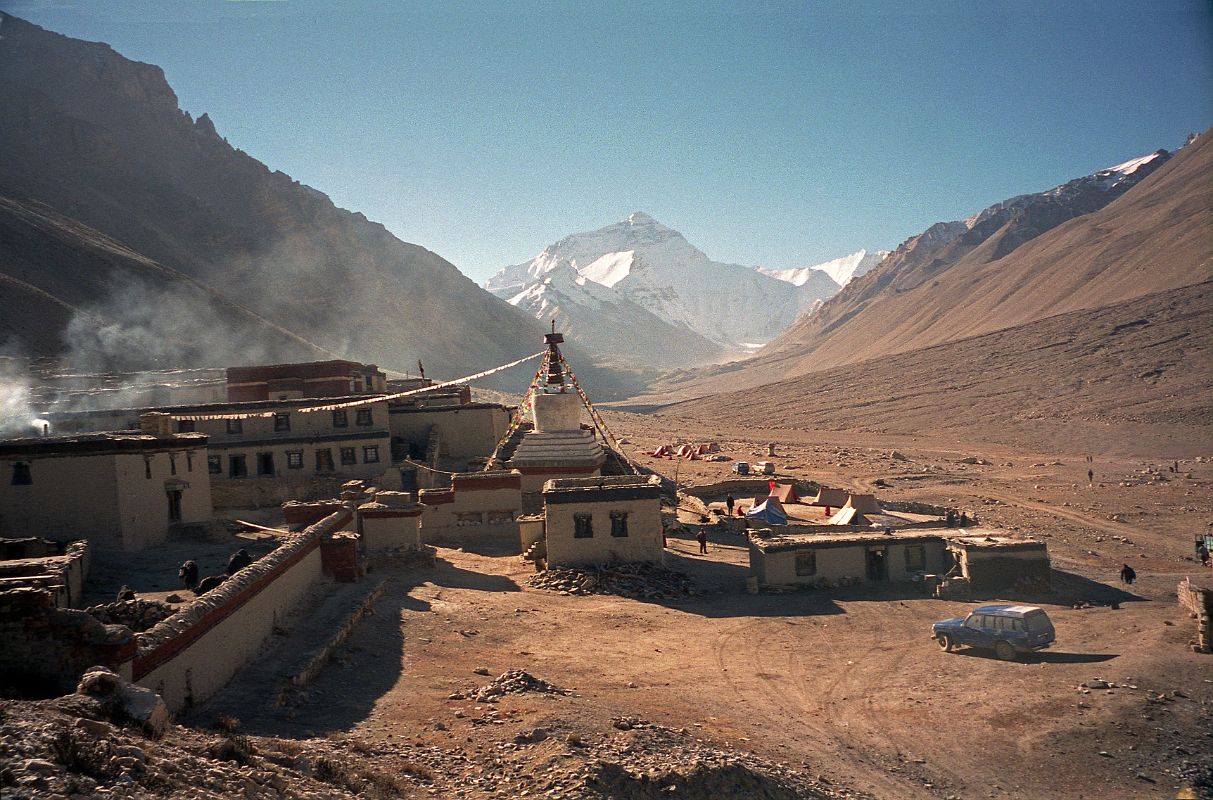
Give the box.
[726,494,735,515]
[696,528,708,555]
[1119,563,1136,585]
[1087,468,1094,485]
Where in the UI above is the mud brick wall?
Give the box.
[133,508,352,713]
[0,587,135,695]
[320,532,363,582]
[1178,579,1212,653]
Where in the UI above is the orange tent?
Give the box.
[771,483,800,504]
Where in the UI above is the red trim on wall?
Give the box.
[452,474,521,492]
[513,466,600,476]
[418,490,455,506]
[132,510,352,679]
[359,508,424,519]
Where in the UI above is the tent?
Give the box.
[771,483,800,504]
[844,493,882,515]
[746,496,789,525]
[809,487,849,509]
[650,445,672,458]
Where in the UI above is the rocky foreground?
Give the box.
[0,672,863,800]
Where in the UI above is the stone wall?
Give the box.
[0,538,89,608]
[419,472,522,548]
[0,587,135,697]
[133,509,351,713]
[1178,578,1212,653]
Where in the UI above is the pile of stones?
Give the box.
[452,669,569,703]
[528,562,694,599]
[86,599,177,632]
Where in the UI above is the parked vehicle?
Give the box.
[932,604,1055,661]
[732,461,750,475]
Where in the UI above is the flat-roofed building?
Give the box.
[748,530,949,589]
[46,398,392,508]
[226,360,387,402]
[0,427,211,551]
[541,475,663,568]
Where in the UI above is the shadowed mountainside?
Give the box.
[0,13,550,382]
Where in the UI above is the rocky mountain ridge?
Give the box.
[0,13,547,385]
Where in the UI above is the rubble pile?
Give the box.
[528,562,695,599]
[454,669,569,703]
[86,599,177,632]
[0,696,413,799]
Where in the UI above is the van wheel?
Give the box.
[937,634,953,652]
[995,641,1017,661]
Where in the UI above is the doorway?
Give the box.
[167,490,182,522]
[866,547,888,581]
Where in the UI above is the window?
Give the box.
[356,408,373,426]
[316,449,334,472]
[362,445,380,464]
[610,511,629,537]
[176,420,195,433]
[332,410,348,428]
[340,447,357,465]
[10,462,32,486]
[286,450,304,470]
[169,454,177,475]
[273,413,290,432]
[229,454,248,478]
[904,545,926,572]
[186,451,193,472]
[964,615,982,630]
[1012,618,1025,632]
[256,452,275,476]
[456,512,483,525]
[795,550,817,576]
[573,514,593,538]
[144,457,153,479]
[226,419,243,435]
[207,456,222,474]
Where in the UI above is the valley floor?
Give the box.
[190,420,1213,800]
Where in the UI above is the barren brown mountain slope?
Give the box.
[648,132,1211,402]
[0,13,546,380]
[0,195,332,367]
[665,282,1212,459]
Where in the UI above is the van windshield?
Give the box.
[1024,612,1051,633]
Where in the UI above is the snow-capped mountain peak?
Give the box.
[756,248,889,289]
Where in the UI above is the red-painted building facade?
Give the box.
[226,360,388,402]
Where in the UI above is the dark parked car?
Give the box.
[932,604,1055,661]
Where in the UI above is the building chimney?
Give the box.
[139,412,173,436]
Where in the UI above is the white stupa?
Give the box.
[507,329,606,493]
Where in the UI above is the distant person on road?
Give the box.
[1119,563,1136,585]
[697,529,708,555]
[1088,468,1094,485]
[726,494,735,515]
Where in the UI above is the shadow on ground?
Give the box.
[950,647,1118,665]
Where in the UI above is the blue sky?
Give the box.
[5,0,1211,282]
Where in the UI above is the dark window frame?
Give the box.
[904,544,926,572]
[340,447,357,465]
[226,419,243,435]
[11,462,32,486]
[207,455,222,475]
[229,454,248,478]
[362,445,380,464]
[795,550,817,576]
[256,452,275,476]
[356,408,373,426]
[573,513,593,539]
[273,413,290,432]
[609,511,629,537]
[332,410,348,428]
[316,448,335,472]
[286,450,304,470]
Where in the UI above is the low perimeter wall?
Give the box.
[132,509,352,713]
[1179,578,1212,653]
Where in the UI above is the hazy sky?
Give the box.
[5,0,1212,282]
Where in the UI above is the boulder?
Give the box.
[75,666,170,737]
